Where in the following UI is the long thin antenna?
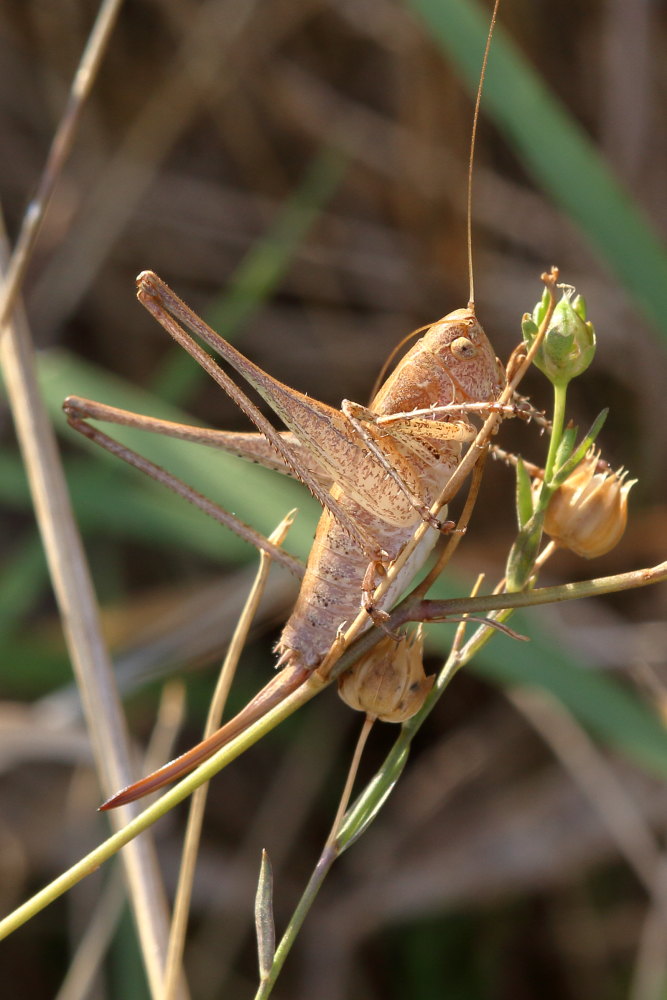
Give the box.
[467,0,501,311]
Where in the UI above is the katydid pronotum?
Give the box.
[63,0,516,810]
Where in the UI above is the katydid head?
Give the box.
[423,307,505,405]
[371,308,504,417]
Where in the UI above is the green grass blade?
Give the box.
[151,146,347,405]
[39,349,319,561]
[407,0,667,343]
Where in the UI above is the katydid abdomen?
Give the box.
[279,307,504,669]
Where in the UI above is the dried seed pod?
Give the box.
[338,628,434,723]
[544,453,636,558]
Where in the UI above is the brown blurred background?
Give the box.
[1,1,667,998]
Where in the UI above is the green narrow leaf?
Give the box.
[514,456,533,529]
[152,146,348,405]
[337,744,410,852]
[554,409,609,485]
[255,849,275,980]
[552,425,578,475]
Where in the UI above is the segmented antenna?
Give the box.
[467,0,501,311]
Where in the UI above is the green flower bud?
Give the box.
[523,287,596,386]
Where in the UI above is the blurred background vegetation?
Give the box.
[0,0,666,997]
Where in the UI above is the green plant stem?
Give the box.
[332,556,667,889]
[254,714,376,997]
[544,380,567,482]
[397,559,667,628]
[254,553,615,993]
[0,669,324,942]
[4,556,665,941]
[254,845,338,1000]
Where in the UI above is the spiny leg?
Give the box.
[64,395,333,487]
[360,558,404,636]
[341,399,468,532]
[343,396,538,629]
[137,272,389,566]
[342,394,548,534]
[63,398,305,579]
[373,398,542,425]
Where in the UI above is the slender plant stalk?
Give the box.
[255,715,375,1000]
[0,0,125,333]
[407,560,667,624]
[544,381,567,480]
[0,212,177,999]
[163,513,296,1000]
[326,715,376,846]
[0,664,326,941]
[2,547,665,941]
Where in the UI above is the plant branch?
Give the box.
[0,0,125,333]
[0,208,178,997]
[0,665,326,941]
[163,513,296,1000]
[407,560,667,623]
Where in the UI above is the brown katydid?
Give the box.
[64,272,507,807]
[63,0,511,810]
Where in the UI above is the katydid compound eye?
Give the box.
[450,336,477,358]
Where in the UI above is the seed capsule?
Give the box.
[338,628,434,722]
[543,453,636,559]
